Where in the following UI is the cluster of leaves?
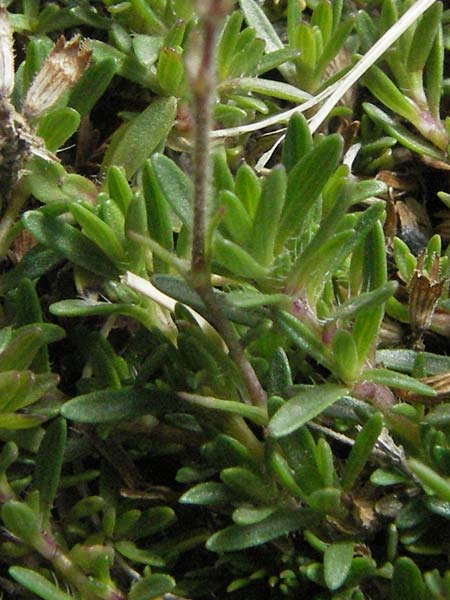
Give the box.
[2,0,450,599]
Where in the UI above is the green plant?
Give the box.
[1,1,450,599]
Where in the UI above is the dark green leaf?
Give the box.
[129,574,175,600]
[206,508,312,552]
[361,368,436,397]
[9,567,73,600]
[61,387,180,423]
[102,97,176,178]
[342,413,383,492]
[36,108,80,152]
[33,417,67,522]
[269,384,349,437]
[180,482,233,505]
[22,211,119,279]
[391,557,425,600]
[324,542,354,590]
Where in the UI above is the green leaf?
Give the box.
[49,299,150,328]
[69,203,127,265]
[226,291,288,308]
[221,467,273,503]
[150,153,193,228]
[376,350,450,376]
[33,417,67,523]
[425,23,443,118]
[251,165,286,266]
[0,246,63,293]
[363,103,444,160]
[2,500,41,545]
[151,274,260,326]
[274,309,332,370]
[61,387,180,423]
[36,108,80,152]
[277,134,343,248]
[391,557,425,600]
[331,282,397,322]
[425,404,450,426]
[214,236,269,279]
[232,506,274,525]
[142,159,173,265]
[332,330,360,383]
[342,413,383,492]
[257,49,304,74]
[268,348,293,396]
[9,567,74,600]
[406,2,442,73]
[102,97,176,178]
[362,66,419,124]
[107,165,133,215]
[0,413,45,429]
[218,190,252,246]
[267,447,308,501]
[269,384,349,438]
[22,211,119,279]
[324,542,354,590]
[125,193,148,272]
[282,112,313,172]
[235,163,261,217]
[69,58,117,116]
[408,459,450,502]
[179,392,267,426]
[180,482,233,505]
[308,487,343,515]
[217,11,243,80]
[206,508,312,552]
[228,37,265,79]
[360,368,436,397]
[115,541,165,566]
[157,46,184,95]
[0,372,31,412]
[0,324,65,371]
[239,0,295,82]
[129,574,175,600]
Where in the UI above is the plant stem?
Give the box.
[188,1,267,408]
[0,178,29,259]
[190,7,217,275]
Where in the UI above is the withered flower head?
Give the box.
[23,35,91,119]
[397,371,450,405]
[0,5,14,98]
[408,251,444,335]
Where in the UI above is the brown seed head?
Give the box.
[23,35,91,119]
[408,251,444,334]
[0,6,14,98]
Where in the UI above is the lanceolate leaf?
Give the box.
[9,566,74,600]
[239,0,295,82]
[33,417,67,523]
[269,384,349,438]
[102,97,176,178]
[22,211,119,279]
[361,368,436,397]
[324,542,354,590]
[276,134,343,249]
[391,557,425,600]
[61,387,181,423]
[206,508,313,552]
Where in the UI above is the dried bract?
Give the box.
[0,6,14,98]
[397,372,450,405]
[408,252,444,335]
[23,36,91,119]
